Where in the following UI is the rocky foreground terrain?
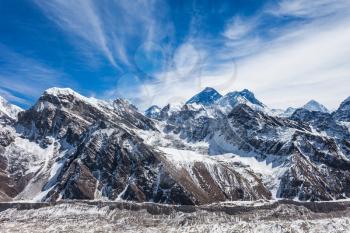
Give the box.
[1,200,350,232]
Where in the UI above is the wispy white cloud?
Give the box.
[222,16,257,40]
[34,0,118,68]
[28,0,350,111]
[132,0,350,110]
[269,0,350,18]
[34,0,170,70]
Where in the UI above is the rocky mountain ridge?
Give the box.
[0,87,350,204]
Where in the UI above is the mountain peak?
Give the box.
[239,89,264,105]
[303,100,329,113]
[0,95,23,120]
[37,87,114,113]
[202,87,217,92]
[220,89,264,108]
[186,87,222,106]
[44,87,80,97]
[144,105,161,118]
[333,96,350,121]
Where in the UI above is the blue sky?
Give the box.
[0,0,350,110]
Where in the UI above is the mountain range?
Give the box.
[0,87,350,204]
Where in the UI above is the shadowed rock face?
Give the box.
[43,120,270,204]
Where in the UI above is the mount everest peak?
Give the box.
[302,100,329,113]
[186,87,222,106]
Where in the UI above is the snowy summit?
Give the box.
[302,100,329,113]
[186,87,222,106]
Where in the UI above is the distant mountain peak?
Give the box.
[218,89,264,109]
[186,87,222,106]
[203,87,217,92]
[303,100,329,113]
[238,89,264,107]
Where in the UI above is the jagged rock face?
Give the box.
[0,113,14,126]
[0,96,23,121]
[0,96,22,125]
[144,105,161,119]
[163,104,215,142]
[291,109,350,140]
[42,120,270,204]
[155,100,350,201]
[333,97,350,122]
[278,151,350,201]
[0,125,51,201]
[228,109,350,201]
[0,127,15,200]
[44,121,168,202]
[218,89,264,109]
[282,107,297,117]
[16,90,156,146]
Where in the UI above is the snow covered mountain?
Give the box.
[185,87,222,106]
[146,87,350,201]
[1,87,350,204]
[0,88,269,203]
[272,100,329,118]
[0,96,23,123]
[302,100,329,113]
[333,96,350,121]
[216,89,265,114]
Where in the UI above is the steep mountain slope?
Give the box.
[186,87,222,106]
[146,87,350,201]
[333,96,350,121]
[302,100,329,113]
[0,96,23,124]
[144,105,161,119]
[0,88,271,203]
[1,87,350,203]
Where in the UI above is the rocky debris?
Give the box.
[1,201,350,233]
